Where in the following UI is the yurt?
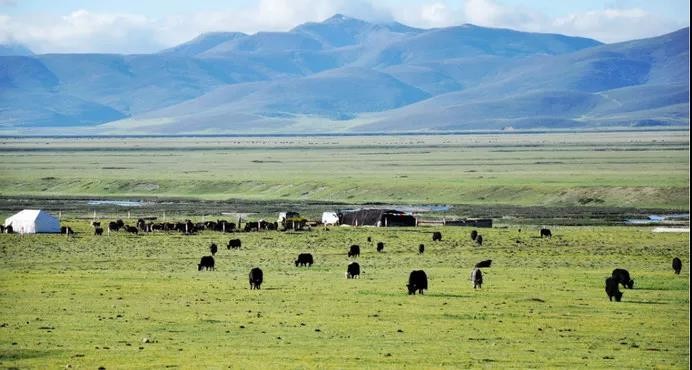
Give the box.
[4,209,60,233]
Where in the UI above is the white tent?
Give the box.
[4,209,60,234]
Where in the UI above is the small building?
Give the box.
[4,209,60,233]
[339,209,416,227]
[321,212,340,225]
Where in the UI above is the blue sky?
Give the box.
[0,0,689,53]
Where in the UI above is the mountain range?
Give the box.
[0,14,688,134]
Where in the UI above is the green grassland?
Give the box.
[0,131,689,209]
[0,222,688,368]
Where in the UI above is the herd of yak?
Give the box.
[10,220,683,299]
[194,229,495,294]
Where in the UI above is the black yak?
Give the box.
[673,257,682,274]
[418,244,425,254]
[94,227,103,236]
[471,268,483,289]
[124,225,138,234]
[475,260,492,268]
[432,232,442,242]
[348,245,360,258]
[346,262,360,279]
[227,239,241,249]
[605,276,622,301]
[407,270,428,295]
[540,228,552,238]
[295,253,314,267]
[475,235,483,246]
[198,256,215,271]
[210,243,218,256]
[470,230,478,241]
[612,268,634,289]
[249,267,263,289]
[376,242,384,253]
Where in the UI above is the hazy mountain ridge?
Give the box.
[0,15,688,133]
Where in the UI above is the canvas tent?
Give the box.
[4,209,60,233]
[339,209,416,227]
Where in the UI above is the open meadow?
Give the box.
[0,130,689,209]
[0,222,688,368]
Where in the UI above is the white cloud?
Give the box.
[0,0,687,53]
[463,0,546,31]
[551,8,682,43]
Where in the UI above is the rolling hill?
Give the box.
[0,16,688,133]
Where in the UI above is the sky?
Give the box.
[0,0,689,54]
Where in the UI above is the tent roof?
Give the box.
[7,209,43,221]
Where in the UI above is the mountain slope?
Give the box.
[0,43,34,56]
[353,27,689,132]
[125,67,430,128]
[0,15,687,132]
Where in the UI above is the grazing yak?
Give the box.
[612,268,634,289]
[108,221,121,232]
[407,270,428,295]
[376,242,384,253]
[198,256,215,271]
[470,230,478,241]
[605,276,622,301]
[94,227,104,236]
[346,262,360,279]
[124,225,138,234]
[672,257,682,274]
[60,226,74,235]
[249,267,263,289]
[295,253,314,267]
[0,225,4,233]
[475,260,492,268]
[471,268,483,289]
[91,221,100,228]
[475,235,483,246]
[210,243,218,256]
[4,225,13,234]
[432,232,442,242]
[367,236,372,243]
[418,244,425,254]
[227,239,242,249]
[348,245,360,258]
[540,228,552,238]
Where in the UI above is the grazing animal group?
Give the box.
[604,268,635,302]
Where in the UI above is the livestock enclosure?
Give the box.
[0,223,688,368]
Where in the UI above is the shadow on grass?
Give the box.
[622,300,668,305]
[426,293,468,298]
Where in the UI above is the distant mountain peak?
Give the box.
[323,13,356,23]
[159,32,247,56]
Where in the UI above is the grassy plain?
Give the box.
[0,131,689,209]
[0,222,689,368]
